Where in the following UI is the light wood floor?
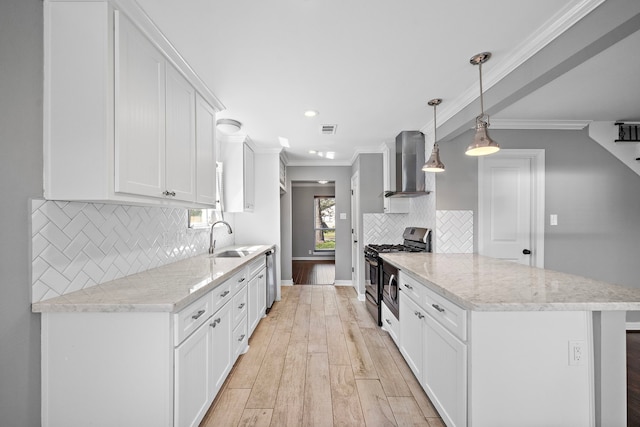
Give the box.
[200,285,444,427]
[292,260,335,285]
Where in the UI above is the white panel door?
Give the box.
[115,13,166,197]
[479,156,532,265]
[399,292,424,381]
[210,301,233,395]
[165,65,196,202]
[195,94,217,205]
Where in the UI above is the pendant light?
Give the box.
[422,98,445,172]
[465,52,500,156]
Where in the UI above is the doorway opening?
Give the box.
[291,180,336,285]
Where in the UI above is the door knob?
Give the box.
[522,249,531,255]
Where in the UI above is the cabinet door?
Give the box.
[243,143,255,210]
[165,66,196,202]
[247,274,260,336]
[399,292,424,381]
[195,94,217,205]
[209,301,233,395]
[423,314,467,427]
[257,267,266,320]
[175,320,212,427]
[115,13,166,198]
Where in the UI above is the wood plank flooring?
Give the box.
[292,260,335,285]
[200,285,443,427]
[628,331,640,426]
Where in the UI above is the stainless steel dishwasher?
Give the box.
[265,249,277,310]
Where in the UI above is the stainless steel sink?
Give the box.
[214,250,252,258]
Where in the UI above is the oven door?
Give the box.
[364,254,381,326]
[381,260,399,320]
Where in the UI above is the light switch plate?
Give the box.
[550,214,558,226]
[339,213,347,220]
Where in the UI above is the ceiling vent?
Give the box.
[320,124,337,135]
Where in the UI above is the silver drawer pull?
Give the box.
[258,274,264,279]
[238,277,246,283]
[432,304,445,313]
[162,190,176,197]
[238,334,246,342]
[210,318,221,328]
[385,319,391,325]
[191,309,206,320]
[220,290,230,298]
[404,284,413,290]
[238,303,246,309]
[415,311,424,319]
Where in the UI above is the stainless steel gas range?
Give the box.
[364,227,432,326]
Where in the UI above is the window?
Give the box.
[314,196,335,251]
[188,209,223,229]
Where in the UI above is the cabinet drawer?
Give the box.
[228,268,249,295]
[212,279,233,313]
[174,292,214,346]
[399,271,425,304]
[248,256,266,278]
[381,302,400,346]
[424,286,467,341]
[232,287,248,328]
[232,317,248,360]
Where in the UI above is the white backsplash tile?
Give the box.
[31,200,234,303]
[363,194,436,244]
[436,210,473,253]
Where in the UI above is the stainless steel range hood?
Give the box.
[384,131,431,198]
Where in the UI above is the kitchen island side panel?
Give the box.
[42,312,173,427]
[469,310,593,427]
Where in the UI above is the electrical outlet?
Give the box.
[569,340,585,366]
[308,250,312,255]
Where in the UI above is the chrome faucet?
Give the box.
[209,220,233,254]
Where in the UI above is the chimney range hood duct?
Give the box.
[385,131,431,198]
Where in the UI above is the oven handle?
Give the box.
[389,274,396,287]
[366,257,379,267]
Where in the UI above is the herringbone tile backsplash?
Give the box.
[31,199,234,303]
[363,195,436,245]
[436,210,473,253]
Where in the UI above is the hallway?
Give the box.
[292,260,335,285]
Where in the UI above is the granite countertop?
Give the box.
[380,253,640,312]
[31,245,274,313]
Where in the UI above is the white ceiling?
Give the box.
[135,0,640,165]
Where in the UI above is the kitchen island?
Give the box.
[33,245,274,427]
[380,252,640,427]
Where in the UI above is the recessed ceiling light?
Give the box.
[309,150,317,154]
[325,152,335,159]
[304,110,318,118]
[318,180,329,184]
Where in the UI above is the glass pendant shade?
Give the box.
[465,118,500,156]
[423,143,445,172]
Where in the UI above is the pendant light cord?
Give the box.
[433,103,437,146]
[478,62,484,119]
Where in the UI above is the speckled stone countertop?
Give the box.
[380,253,640,312]
[31,245,274,313]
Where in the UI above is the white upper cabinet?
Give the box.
[44,0,223,207]
[220,136,255,212]
[195,94,217,206]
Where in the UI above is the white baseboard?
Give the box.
[281,279,294,286]
[334,280,352,286]
[292,256,336,261]
[626,322,640,331]
[357,293,365,302]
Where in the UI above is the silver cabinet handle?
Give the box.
[432,304,445,313]
[238,277,246,283]
[210,318,221,328]
[162,190,176,197]
[191,309,206,320]
[238,303,245,309]
[385,318,391,325]
[220,290,230,298]
[404,283,413,290]
[258,274,264,279]
[238,334,246,342]
[415,311,424,319]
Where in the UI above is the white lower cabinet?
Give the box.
[423,313,467,427]
[399,292,424,381]
[247,259,267,336]
[209,300,233,394]
[381,302,400,345]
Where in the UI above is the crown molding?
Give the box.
[349,146,385,165]
[489,119,591,130]
[286,160,353,167]
[432,0,606,132]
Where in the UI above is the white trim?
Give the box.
[281,279,294,286]
[357,293,365,302]
[334,280,352,286]
[478,149,545,268]
[626,322,640,331]
[489,119,591,130]
[291,256,335,261]
[286,159,353,167]
[420,0,605,135]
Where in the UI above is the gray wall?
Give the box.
[0,0,43,425]
[437,128,640,321]
[291,184,336,258]
[281,167,352,281]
